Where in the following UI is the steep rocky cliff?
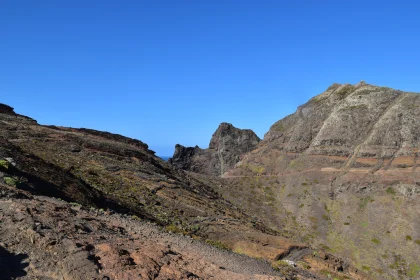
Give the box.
[220,82,420,279]
[169,123,260,176]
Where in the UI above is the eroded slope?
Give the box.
[222,82,420,279]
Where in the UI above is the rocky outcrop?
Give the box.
[0,104,16,115]
[169,123,261,176]
[0,103,37,123]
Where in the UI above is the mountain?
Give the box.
[0,104,354,279]
[169,123,260,176]
[218,82,420,279]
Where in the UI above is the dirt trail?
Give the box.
[222,168,341,178]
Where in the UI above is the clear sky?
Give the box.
[2,1,420,156]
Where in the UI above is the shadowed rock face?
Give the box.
[169,123,260,176]
[0,104,16,115]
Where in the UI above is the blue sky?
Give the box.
[2,1,420,156]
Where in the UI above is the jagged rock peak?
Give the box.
[170,123,261,176]
[209,122,260,150]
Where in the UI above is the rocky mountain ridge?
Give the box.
[169,123,260,176]
[219,82,420,279]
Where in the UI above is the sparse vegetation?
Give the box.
[408,263,420,278]
[371,238,380,244]
[386,187,396,195]
[360,221,369,227]
[271,260,296,275]
[0,159,9,169]
[205,239,230,251]
[69,202,81,207]
[4,177,17,186]
[272,121,285,132]
[335,84,355,99]
[359,196,372,209]
[165,224,185,234]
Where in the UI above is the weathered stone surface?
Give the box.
[169,123,260,176]
[262,82,419,159]
[0,184,288,280]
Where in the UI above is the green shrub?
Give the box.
[4,177,17,186]
[205,239,230,251]
[165,224,184,234]
[335,84,355,99]
[406,235,412,241]
[271,260,295,273]
[408,264,420,277]
[386,187,396,195]
[371,238,380,244]
[272,122,285,132]
[0,160,9,169]
[297,261,311,270]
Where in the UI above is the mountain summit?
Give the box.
[169,123,260,176]
[220,82,420,279]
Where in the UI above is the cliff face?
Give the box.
[169,123,261,176]
[220,82,420,280]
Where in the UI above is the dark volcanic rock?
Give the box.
[0,103,37,123]
[169,123,260,176]
[0,104,16,115]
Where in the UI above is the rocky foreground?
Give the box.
[0,183,285,279]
